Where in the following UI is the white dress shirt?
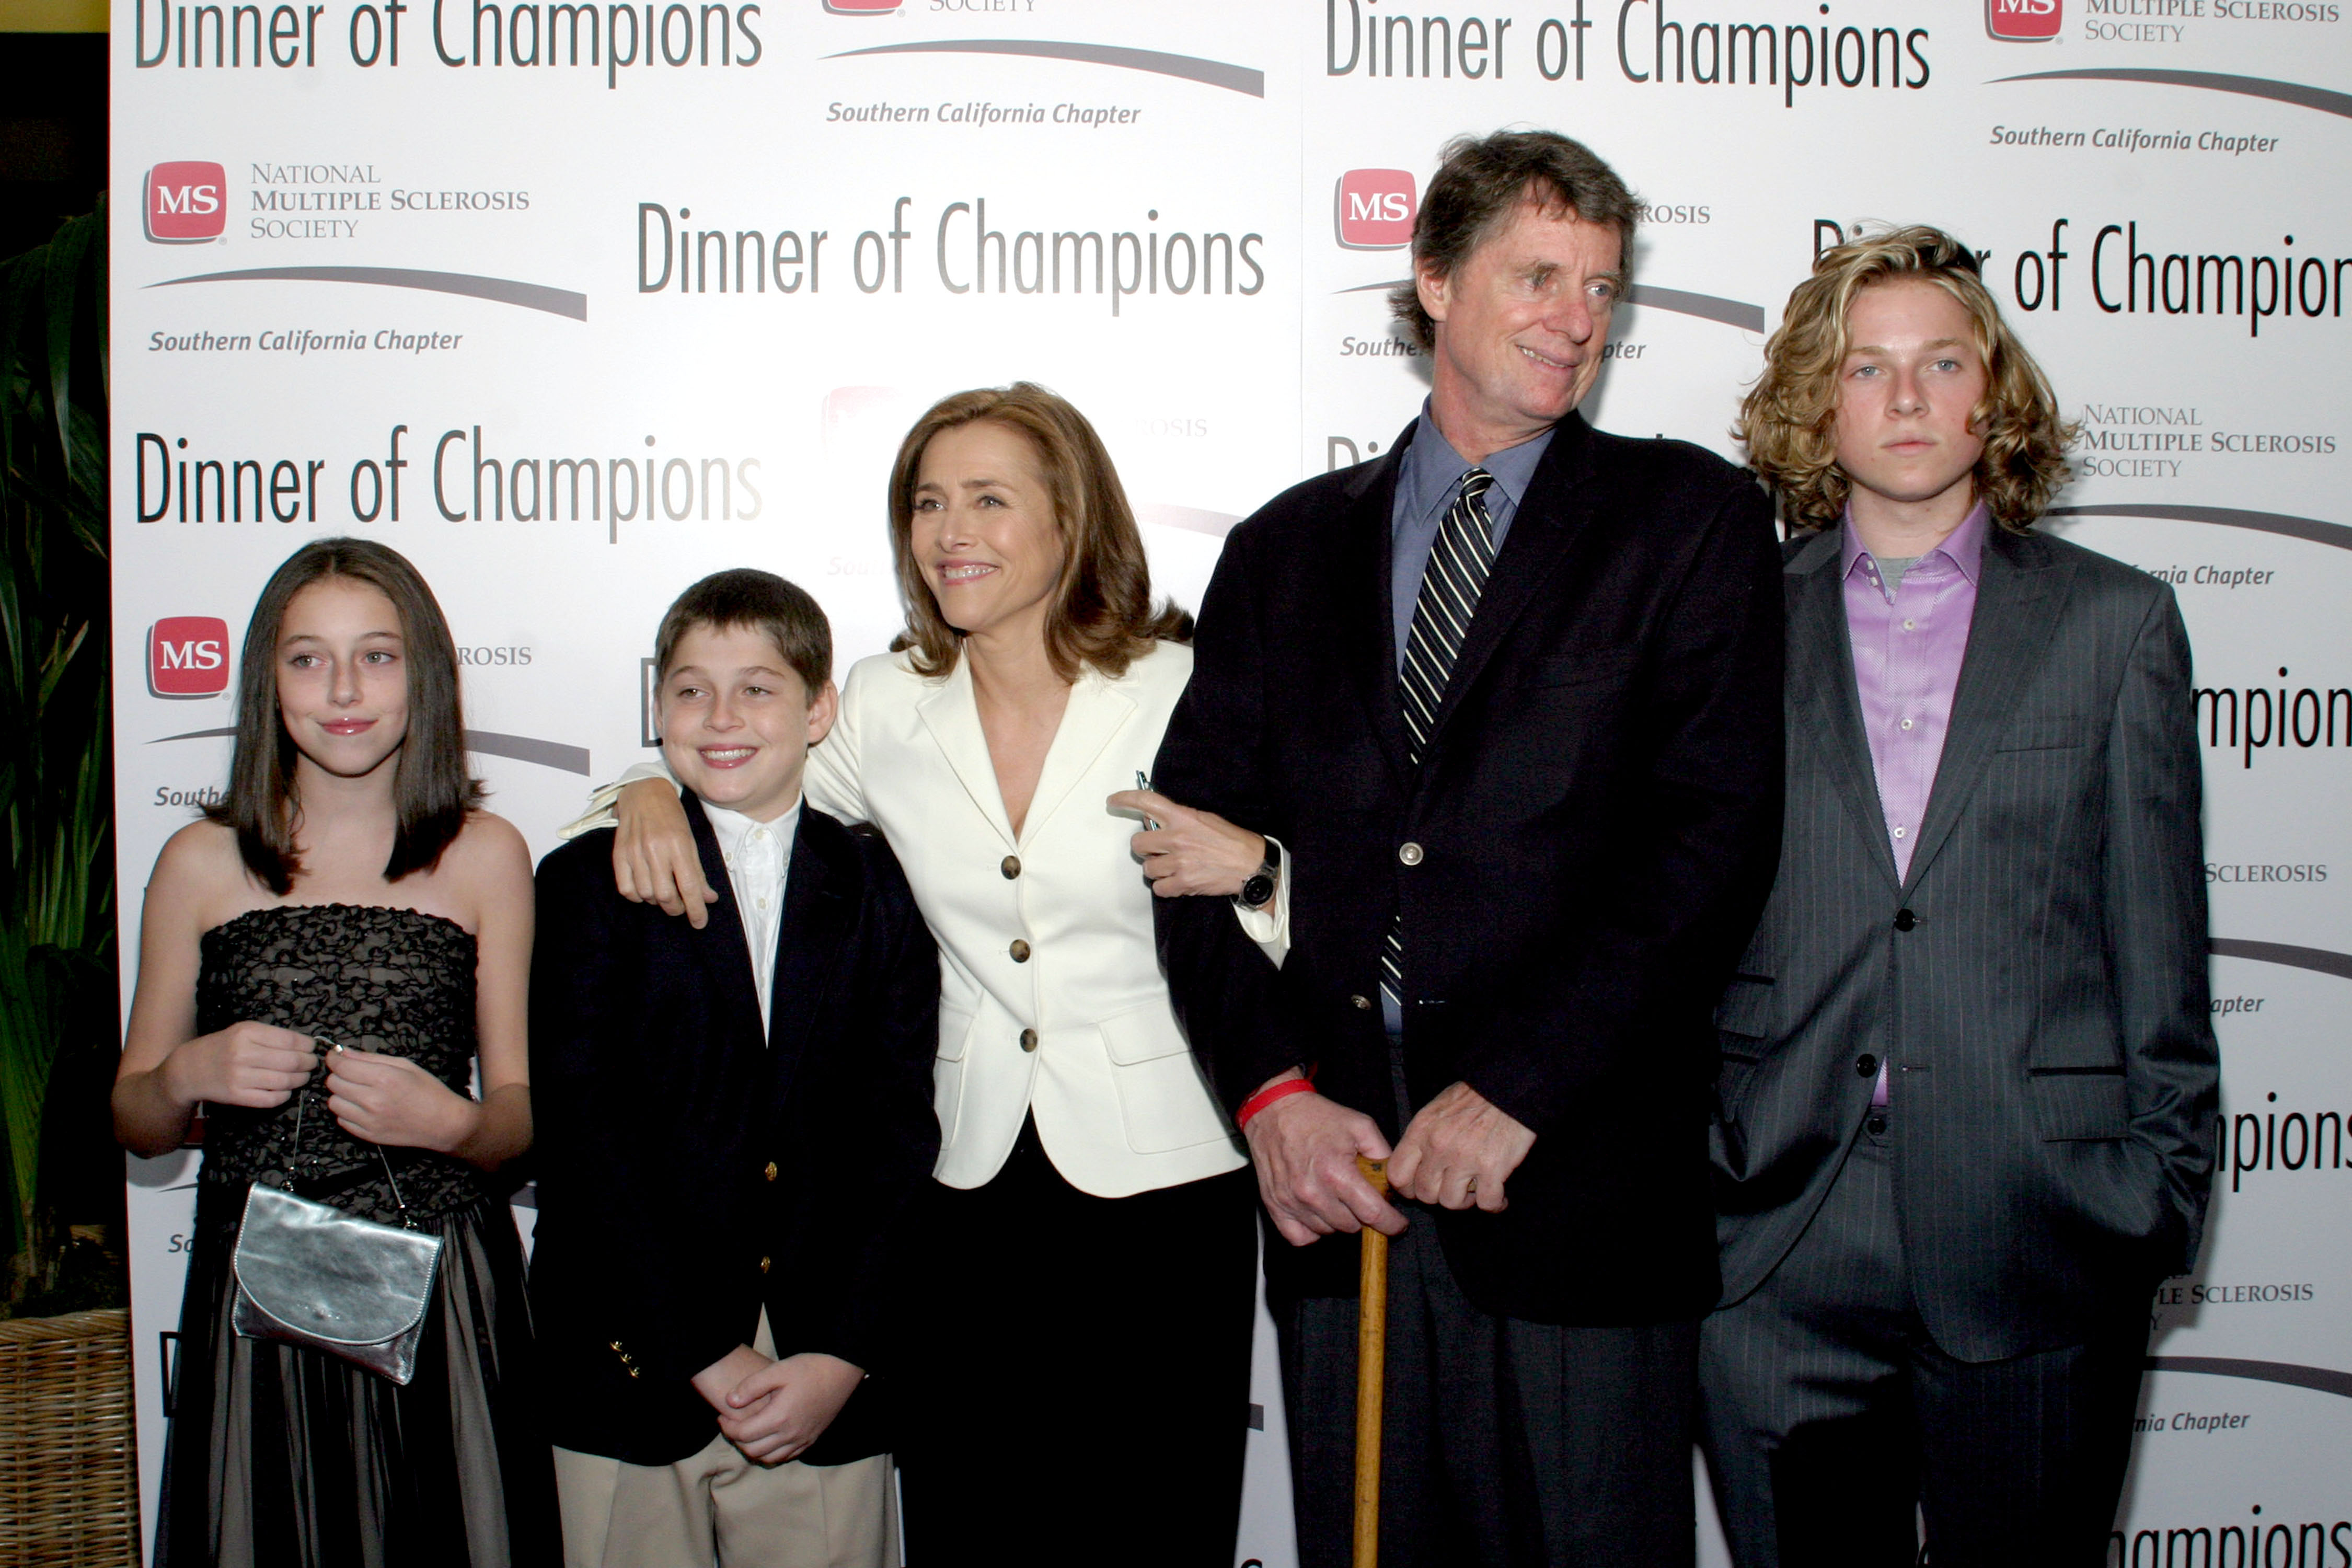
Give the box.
[697,796,801,1034]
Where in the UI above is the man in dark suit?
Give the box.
[1699,228,2219,1566]
[1149,131,1784,1565]
[531,570,938,1567]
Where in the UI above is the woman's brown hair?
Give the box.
[1737,225,2077,534]
[886,382,1190,682]
[205,536,482,894]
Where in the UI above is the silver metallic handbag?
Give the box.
[230,1040,445,1385]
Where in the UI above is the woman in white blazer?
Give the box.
[582,385,1270,1565]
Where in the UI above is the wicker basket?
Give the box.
[0,1308,139,1566]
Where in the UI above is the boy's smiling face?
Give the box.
[657,622,837,823]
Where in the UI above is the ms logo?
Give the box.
[1335,169,1415,251]
[149,617,231,698]
[145,163,227,243]
[1987,0,2061,40]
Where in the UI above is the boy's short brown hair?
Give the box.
[653,569,833,695]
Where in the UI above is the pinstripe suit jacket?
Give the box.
[1709,520,2220,1362]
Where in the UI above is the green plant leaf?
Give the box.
[0,930,61,1259]
[91,195,109,407]
[0,201,113,1291]
[40,213,98,503]
[0,252,38,500]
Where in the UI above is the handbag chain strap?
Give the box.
[288,1036,421,1231]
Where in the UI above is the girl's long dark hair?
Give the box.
[205,538,482,894]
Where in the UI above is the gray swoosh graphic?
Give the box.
[467,730,591,775]
[2147,1357,2352,1399]
[1628,285,1765,332]
[149,267,588,321]
[1136,501,1242,538]
[1991,67,2352,120]
[1333,277,1763,331]
[2209,939,2352,982]
[825,39,1263,97]
[150,725,589,775]
[2044,504,2352,552]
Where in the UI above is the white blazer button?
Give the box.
[1009,940,1031,963]
[1020,1028,1039,1052]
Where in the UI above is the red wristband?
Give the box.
[1236,1077,1317,1129]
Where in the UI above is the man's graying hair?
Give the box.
[1389,130,1641,352]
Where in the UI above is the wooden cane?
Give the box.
[1353,1156,1391,1568]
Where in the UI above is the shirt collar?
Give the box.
[698,795,802,871]
[1840,499,1992,588]
[1398,400,1555,526]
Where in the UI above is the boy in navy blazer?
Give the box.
[529,570,938,1567]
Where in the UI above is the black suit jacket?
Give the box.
[528,793,939,1467]
[1154,412,1784,1324]
[1711,523,2218,1360]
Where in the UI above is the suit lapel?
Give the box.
[1020,671,1138,846]
[915,656,1017,849]
[765,812,846,1093]
[1339,424,1414,787]
[1785,527,1903,892]
[679,790,767,1042]
[1900,526,2073,893]
[1425,413,1602,741]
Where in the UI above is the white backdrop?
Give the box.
[109,1,2351,1561]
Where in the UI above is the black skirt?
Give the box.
[155,1191,560,1568]
[894,1121,1259,1568]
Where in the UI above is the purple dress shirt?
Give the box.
[1841,501,1989,1105]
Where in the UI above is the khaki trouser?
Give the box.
[552,1314,894,1568]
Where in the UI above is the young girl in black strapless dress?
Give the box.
[113,538,557,1567]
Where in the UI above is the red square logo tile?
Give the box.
[145,163,227,243]
[149,617,231,697]
[1335,169,1416,250]
[1987,0,2061,40]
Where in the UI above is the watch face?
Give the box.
[1240,873,1276,909]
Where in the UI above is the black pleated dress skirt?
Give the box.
[154,1190,559,1568]
[156,903,559,1567]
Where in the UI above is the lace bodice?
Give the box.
[194,904,488,1226]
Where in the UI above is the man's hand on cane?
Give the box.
[1242,1070,1408,1247]
[1388,1081,1535,1212]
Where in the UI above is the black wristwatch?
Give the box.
[1235,854,1281,912]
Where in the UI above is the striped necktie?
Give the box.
[1383,467,1497,1009]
